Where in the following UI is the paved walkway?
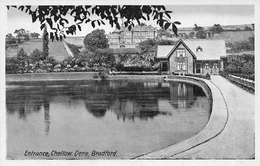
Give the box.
[137,75,255,159]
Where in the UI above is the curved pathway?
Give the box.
[136,75,254,159]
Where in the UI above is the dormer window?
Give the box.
[196,46,203,52]
[176,48,186,57]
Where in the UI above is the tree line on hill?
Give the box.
[6,28,40,46]
[157,23,253,39]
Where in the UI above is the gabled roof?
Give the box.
[157,39,226,60]
[157,46,174,59]
[157,39,196,59]
[184,39,226,60]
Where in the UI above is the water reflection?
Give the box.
[6,80,210,159]
[44,101,50,136]
[6,81,209,123]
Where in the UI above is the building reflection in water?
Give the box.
[170,82,193,108]
[6,87,51,135]
[169,82,210,112]
[6,80,210,130]
[110,98,163,122]
[6,90,42,121]
[83,81,173,121]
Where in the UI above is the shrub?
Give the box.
[29,49,44,62]
[6,57,19,74]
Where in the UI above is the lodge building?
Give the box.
[157,39,226,75]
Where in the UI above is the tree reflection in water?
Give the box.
[6,80,209,127]
[6,80,211,159]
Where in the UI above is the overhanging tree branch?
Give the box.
[7,5,181,41]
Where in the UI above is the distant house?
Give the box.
[157,39,226,75]
[107,25,157,49]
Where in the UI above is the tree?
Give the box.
[188,31,195,38]
[157,28,172,38]
[193,24,204,31]
[244,26,252,31]
[84,29,108,50]
[6,57,19,74]
[138,39,157,54]
[29,49,44,62]
[196,30,207,39]
[14,28,30,42]
[229,36,254,53]
[242,60,254,74]
[6,33,14,39]
[209,24,223,34]
[30,32,40,39]
[17,48,28,61]
[16,48,28,73]
[7,5,181,41]
[80,49,115,67]
[42,26,49,59]
[5,33,17,44]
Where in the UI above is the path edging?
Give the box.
[135,76,228,159]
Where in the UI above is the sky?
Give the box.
[6,5,255,37]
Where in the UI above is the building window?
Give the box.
[142,32,146,36]
[148,32,154,37]
[176,49,186,57]
[213,63,218,69]
[126,39,131,43]
[126,32,131,36]
[205,63,209,69]
[111,38,119,43]
[177,62,186,70]
[134,39,141,43]
[196,46,203,52]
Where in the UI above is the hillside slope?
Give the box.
[6,39,70,62]
[212,31,254,43]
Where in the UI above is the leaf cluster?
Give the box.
[8,5,181,41]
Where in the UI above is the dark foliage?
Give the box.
[42,26,49,58]
[84,29,108,50]
[193,24,204,31]
[224,54,254,76]
[195,30,207,39]
[208,24,223,34]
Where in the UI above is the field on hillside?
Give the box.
[6,39,70,62]
[213,31,254,43]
